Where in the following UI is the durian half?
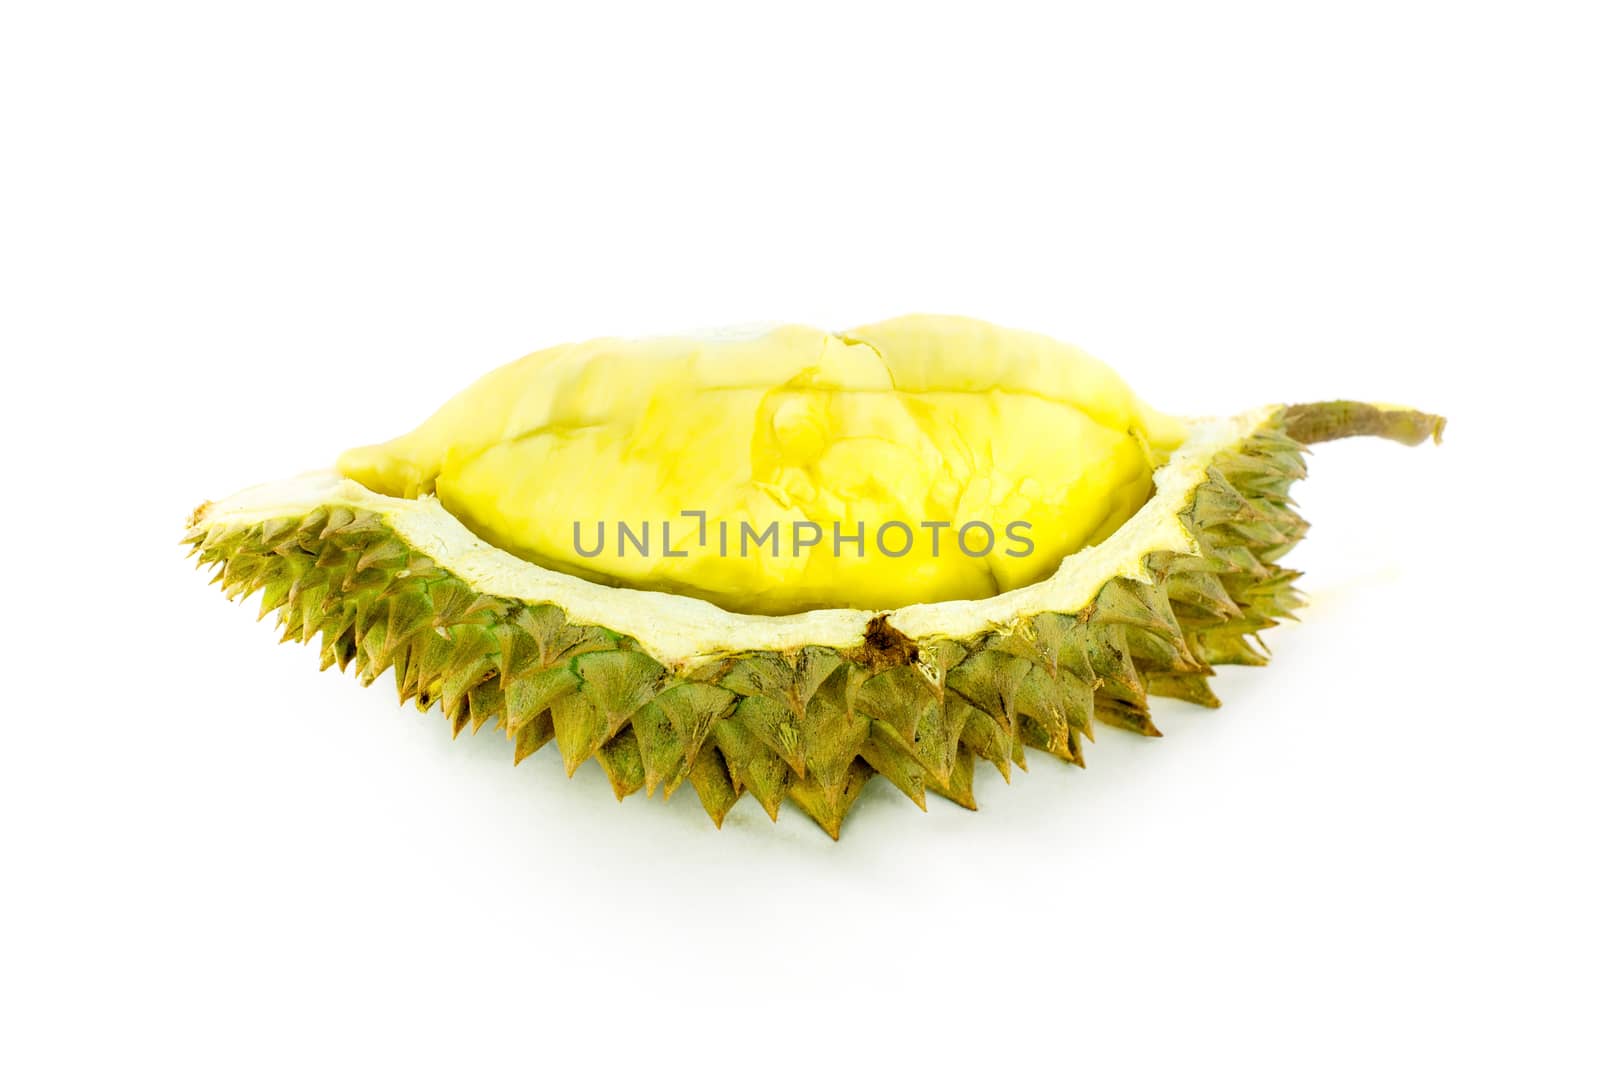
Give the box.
[186,315,1443,837]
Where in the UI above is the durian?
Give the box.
[186,315,1444,837]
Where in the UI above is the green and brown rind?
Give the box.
[184,401,1440,838]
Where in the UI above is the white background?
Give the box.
[4,2,1596,1065]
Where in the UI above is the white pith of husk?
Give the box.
[196,407,1277,667]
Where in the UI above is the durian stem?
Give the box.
[1282,402,1446,446]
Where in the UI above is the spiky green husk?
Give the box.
[185,403,1433,837]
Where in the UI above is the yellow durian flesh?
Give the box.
[337,315,1190,615]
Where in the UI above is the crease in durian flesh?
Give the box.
[338,315,1193,615]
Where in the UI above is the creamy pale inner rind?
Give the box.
[337,316,1191,614]
[200,407,1268,667]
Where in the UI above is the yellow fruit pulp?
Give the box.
[338,315,1189,614]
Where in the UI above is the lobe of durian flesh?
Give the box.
[338,315,1189,615]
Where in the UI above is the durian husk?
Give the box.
[185,401,1442,838]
